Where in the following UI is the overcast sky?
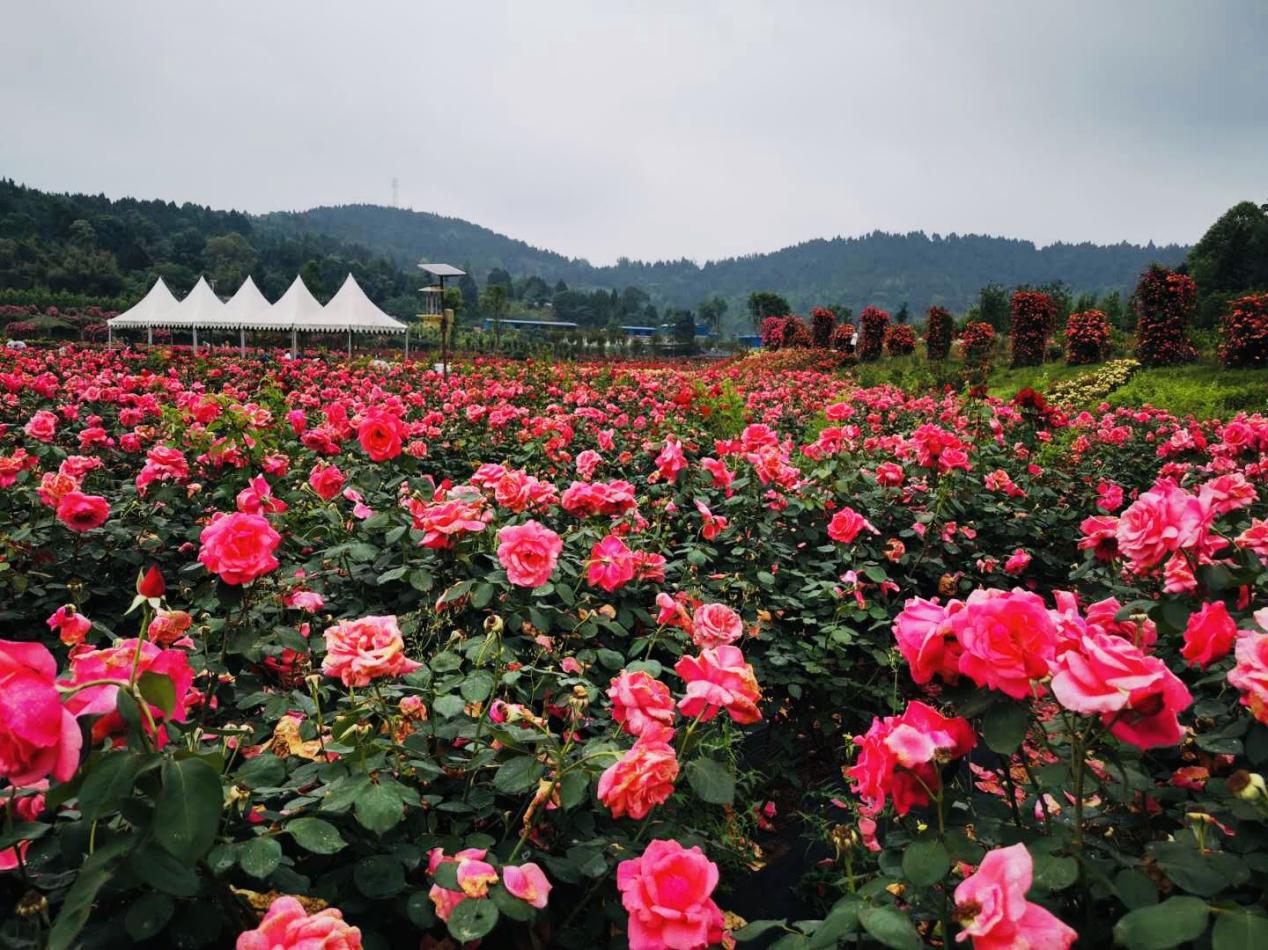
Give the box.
[2,1,1265,264]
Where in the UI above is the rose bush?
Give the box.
[0,343,1267,948]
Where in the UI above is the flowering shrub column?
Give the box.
[1220,292,1268,367]
[810,307,836,349]
[924,305,953,360]
[959,319,996,387]
[884,323,916,357]
[1134,264,1198,365]
[1064,308,1111,364]
[1009,290,1053,367]
[858,306,889,361]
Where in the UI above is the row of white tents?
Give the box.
[107,274,411,356]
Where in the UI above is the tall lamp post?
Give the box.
[418,263,465,377]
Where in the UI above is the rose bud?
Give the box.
[137,564,166,598]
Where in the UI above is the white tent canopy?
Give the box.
[320,275,407,333]
[105,273,413,356]
[108,277,179,328]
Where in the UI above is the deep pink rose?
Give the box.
[586,534,636,592]
[308,462,346,501]
[1115,479,1211,573]
[357,408,403,462]
[893,597,963,685]
[1180,601,1237,669]
[827,506,878,545]
[951,589,1056,699]
[496,520,563,588]
[198,512,281,585]
[0,640,81,785]
[616,839,725,950]
[953,844,1077,950]
[56,491,109,532]
[62,640,194,747]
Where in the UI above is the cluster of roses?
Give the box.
[1134,264,1198,366]
[810,306,837,349]
[601,601,760,820]
[924,305,954,361]
[884,322,917,357]
[1063,308,1111,365]
[1008,290,1054,367]
[1219,292,1268,369]
[857,306,890,361]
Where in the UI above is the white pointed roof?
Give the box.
[204,276,274,329]
[268,275,328,331]
[316,274,408,334]
[150,277,225,329]
[108,277,179,327]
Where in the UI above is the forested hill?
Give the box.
[1,178,1188,320]
[266,203,1189,315]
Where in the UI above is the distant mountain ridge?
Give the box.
[264,203,1189,317]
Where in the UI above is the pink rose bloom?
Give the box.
[456,858,499,897]
[609,670,676,739]
[308,463,346,501]
[235,475,287,515]
[1083,597,1157,651]
[47,605,91,648]
[575,449,603,480]
[598,737,679,820]
[954,844,1077,950]
[497,520,563,588]
[1051,631,1191,749]
[586,534,637,592]
[617,839,725,950]
[827,506,878,545]
[893,597,963,685]
[56,491,110,532]
[1003,548,1031,575]
[1115,479,1211,573]
[1078,515,1120,562]
[1181,601,1238,669]
[1236,518,1268,561]
[357,408,404,462]
[875,462,905,487]
[690,603,743,649]
[503,862,552,909]
[321,616,422,687]
[284,590,326,613]
[1198,472,1257,516]
[675,645,762,725]
[236,895,361,950]
[846,701,975,816]
[951,589,1057,699]
[198,512,281,585]
[1229,631,1268,725]
[24,410,58,442]
[62,640,194,747]
[0,640,82,785]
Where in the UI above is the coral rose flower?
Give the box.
[827,506,878,544]
[616,839,725,950]
[598,736,679,820]
[1180,601,1237,670]
[56,491,110,532]
[675,645,762,724]
[321,615,422,687]
[953,844,1077,950]
[236,895,361,950]
[609,670,676,739]
[496,520,563,588]
[0,640,82,785]
[356,408,404,462]
[198,512,281,585]
[1229,626,1268,725]
[308,462,346,501]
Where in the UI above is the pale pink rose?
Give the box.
[1115,479,1212,573]
[235,895,361,950]
[321,616,422,687]
[616,839,725,950]
[690,603,743,649]
[503,862,552,909]
[953,844,1076,950]
[497,520,563,588]
[1229,632,1268,725]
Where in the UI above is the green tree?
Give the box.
[1187,200,1268,327]
[978,283,1010,331]
[697,296,728,335]
[481,284,510,350]
[895,301,910,324]
[203,233,256,294]
[747,291,791,329]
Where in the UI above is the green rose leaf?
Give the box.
[858,906,921,950]
[153,757,223,864]
[982,702,1030,754]
[493,756,545,795]
[1113,897,1210,950]
[355,782,405,833]
[286,817,347,854]
[1212,907,1268,950]
[448,897,499,942]
[124,892,174,941]
[901,840,949,887]
[685,757,735,805]
[238,836,283,879]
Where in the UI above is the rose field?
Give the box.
[4,342,1268,950]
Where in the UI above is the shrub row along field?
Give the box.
[2,345,1268,949]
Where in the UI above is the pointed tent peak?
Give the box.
[108,276,181,327]
[277,274,323,306]
[318,273,406,333]
[204,275,275,328]
[161,275,226,328]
